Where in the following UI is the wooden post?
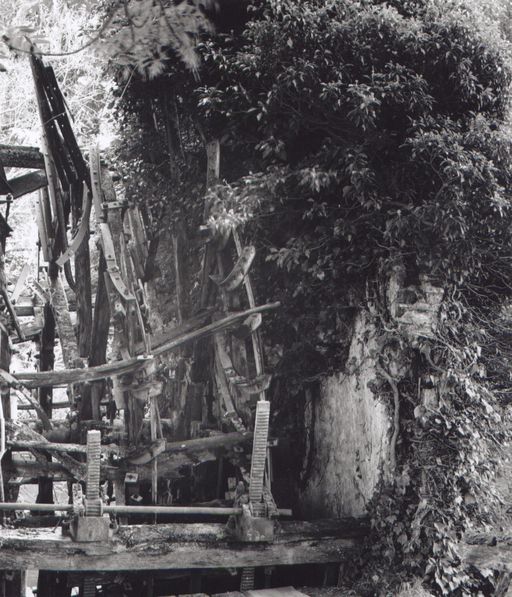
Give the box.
[71,183,92,359]
[36,304,55,509]
[0,570,26,597]
[0,285,14,597]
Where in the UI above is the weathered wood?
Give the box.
[11,303,280,388]
[0,519,367,571]
[7,440,122,457]
[48,274,82,370]
[56,185,90,268]
[36,302,55,512]
[5,421,85,482]
[0,570,26,597]
[173,232,184,325]
[10,263,31,305]
[83,251,109,421]
[44,64,88,182]
[0,144,44,169]
[38,186,54,263]
[71,183,92,359]
[7,170,47,199]
[6,429,254,483]
[211,246,256,292]
[31,56,73,187]
[460,535,512,572]
[0,321,11,420]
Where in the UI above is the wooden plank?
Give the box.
[74,219,92,358]
[0,144,44,169]
[69,183,92,359]
[36,303,55,512]
[0,519,366,571]
[10,263,31,304]
[56,184,90,268]
[206,139,220,188]
[0,329,11,420]
[5,421,85,482]
[10,303,280,388]
[246,589,309,597]
[101,222,134,302]
[8,440,121,456]
[7,170,47,199]
[32,56,74,186]
[30,56,67,186]
[48,274,82,370]
[460,536,512,572]
[83,251,109,421]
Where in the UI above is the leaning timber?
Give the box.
[9,302,280,388]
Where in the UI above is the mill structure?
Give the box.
[0,55,366,596]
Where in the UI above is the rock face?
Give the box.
[300,311,391,518]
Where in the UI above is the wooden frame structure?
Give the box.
[0,55,367,596]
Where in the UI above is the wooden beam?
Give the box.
[8,431,252,460]
[0,519,366,571]
[36,303,55,508]
[72,183,92,360]
[0,145,44,169]
[11,302,280,388]
[7,171,47,199]
[7,427,254,484]
[5,421,85,481]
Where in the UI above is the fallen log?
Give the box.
[0,519,367,571]
[10,302,280,388]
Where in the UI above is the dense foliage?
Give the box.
[114,0,512,594]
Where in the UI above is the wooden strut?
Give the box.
[56,184,90,267]
[0,519,367,571]
[8,302,280,388]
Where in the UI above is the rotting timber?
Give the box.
[0,54,367,596]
